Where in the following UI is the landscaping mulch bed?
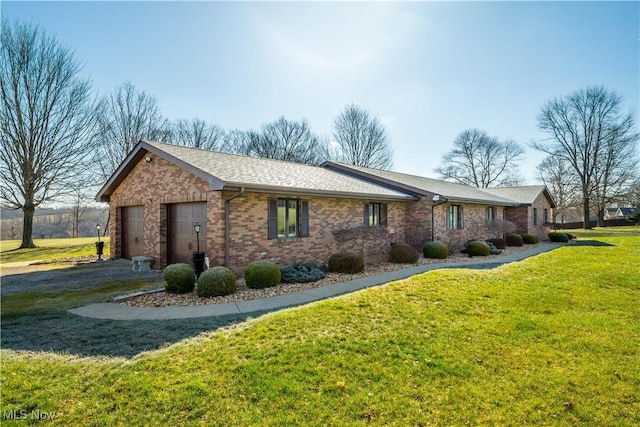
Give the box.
[120,244,543,308]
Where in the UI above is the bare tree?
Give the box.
[537,155,581,226]
[534,86,639,229]
[0,21,96,248]
[93,82,169,181]
[435,129,524,188]
[244,117,326,165]
[170,118,225,150]
[333,104,393,169]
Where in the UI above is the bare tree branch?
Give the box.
[0,20,96,248]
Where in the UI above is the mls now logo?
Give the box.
[4,409,57,420]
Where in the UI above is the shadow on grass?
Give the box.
[570,240,616,247]
[1,310,266,358]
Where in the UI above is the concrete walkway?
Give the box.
[68,244,560,320]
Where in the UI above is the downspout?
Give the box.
[224,187,245,267]
[430,197,448,241]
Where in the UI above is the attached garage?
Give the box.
[122,206,144,259]
[168,202,208,265]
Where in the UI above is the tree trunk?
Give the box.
[582,197,592,230]
[21,204,36,248]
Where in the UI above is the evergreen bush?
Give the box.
[506,233,524,247]
[244,260,281,289]
[522,234,539,244]
[389,242,419,264]
[280,262,326,284]
[327,253,365,274]
[467,240,491,257]
[164,263,195,294]
[422,241,449,259]
[549,232,570,243]
[197,267,237,297]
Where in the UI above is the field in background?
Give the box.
[0,237,110,264]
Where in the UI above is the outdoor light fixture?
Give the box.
[192,223,205,278]
[95,224,104,261]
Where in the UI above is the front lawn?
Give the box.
[1,231,638,425]
[0,237,110,264]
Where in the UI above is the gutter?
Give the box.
[224,187,245,267]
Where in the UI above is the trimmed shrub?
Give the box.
[486,238,506,249]
[389,242,419,264]
[164,263,195,294]
[522,234,539,244]
[506,233,524,247]
[197,267,237,297]
[281,262,325,284]
[423,241,448,259]
[485,241,502,255]
[549,232,569,243]
[565,233,575,240]
[467,240,491,257]
[328,253,365,274]
[244,260,281,289]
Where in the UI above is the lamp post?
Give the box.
[95,224,104,261]
[192,223,205,278]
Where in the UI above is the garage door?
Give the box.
[168,202,208,265]
[122,206,144,259]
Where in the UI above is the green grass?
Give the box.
[0,237,110,263]
[1,230,639,425]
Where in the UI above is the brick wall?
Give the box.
[222,192,413,274]
[433,203,505,252]
[108,154,210,265]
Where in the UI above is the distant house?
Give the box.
[97,141,555,273]
[604,207,636,220]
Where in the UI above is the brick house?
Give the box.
[97,141,555,273]
[322,164,555,250]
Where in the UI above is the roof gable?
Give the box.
[96,141,415,202]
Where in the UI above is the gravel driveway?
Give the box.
[1,259,162,295]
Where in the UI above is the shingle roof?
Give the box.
[97,141,415,201]
[482,186,550,205]
[322,163,519,206]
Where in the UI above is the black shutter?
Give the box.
[381,203,388,227]
[268,199,278,239]
[299,201,309,237]
[363,203,370,227]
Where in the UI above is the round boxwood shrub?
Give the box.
[164,263,195,294]
[506,233,524,247]
[327,253,365,274]
[280,262,326,284]
[197,267,237,297]
[549,232,569,243]
[486,238,506,249]
[244,260,281,289]
[522,233,539,244]
[423,241,448,259]
[467,240,491,257]
[389,242,419,264]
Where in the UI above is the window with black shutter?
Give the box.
[268,199,309,239]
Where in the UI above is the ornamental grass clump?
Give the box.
[196,267,237,297]
[506,233,524,247]
[467,240,491,257]
[549,232,570,243]
[244,260,281,289]
[280,262,326,284]
[164,263,195,294]
[389,242,419,264]
[327,253,365,274]
[423,241,449,259]
[522,234,539,244]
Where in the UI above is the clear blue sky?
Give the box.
[3,1,638,184]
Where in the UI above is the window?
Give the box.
[543,208,548,224]
[447,205,464,230]
[485,206,497,222]
[533,207,538,226]
[364,203,387,227]
[268,199,309,239]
